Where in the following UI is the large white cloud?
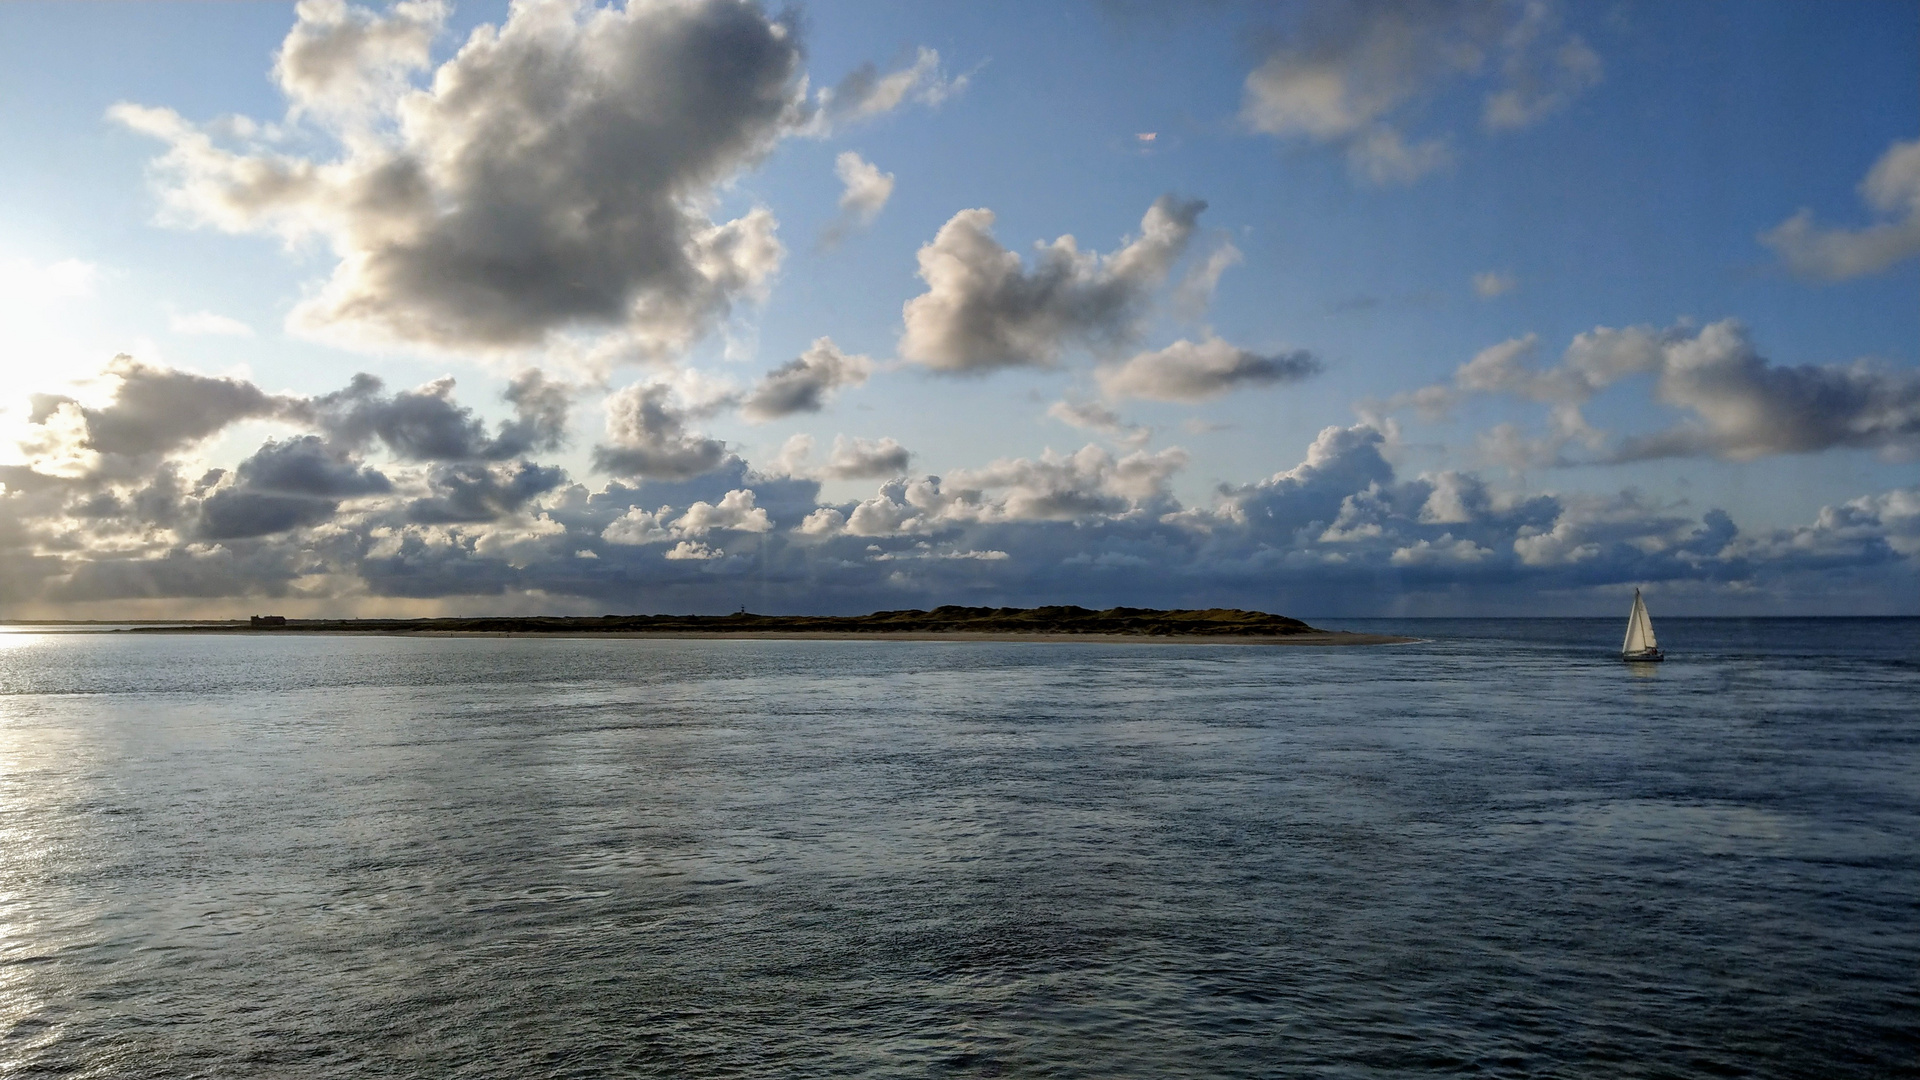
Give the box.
[1241,0,1601,185]
[1762,138,1920,280]
[111,0,951,362]
[898,195,1205,372]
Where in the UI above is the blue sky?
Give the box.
[0,0,1914,618]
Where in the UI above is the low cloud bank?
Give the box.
[3,360,1912,615]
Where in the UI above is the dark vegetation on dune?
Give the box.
[211,606,1321,636]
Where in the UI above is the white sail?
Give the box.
[1622,590,1657,654]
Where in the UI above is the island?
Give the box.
[126,606,1412,645]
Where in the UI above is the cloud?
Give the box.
[1762,138,1920,280]
[601,504,674,545]
[1097,335,1320,403]
[739,337,872,421]
[816,46,970,126]
[169,310,256,337]
[113,0,805,358]
[670,488,772,536]
[1170,240,1243,320]
[1241,0,1600,185]
[1480,2,1603,130]
[18,355,288,478]
[1471,270,1516,298]
[407,460,568,524]
[196,435,393,541]
[768,433,912,480]
[823,435,911,479]
[228,434,393,498]
[820,151,894,247]
[196,434,395,540]
[1047,400,1151,448]
[804,444,1190,539]
[600,487,770,548]
[899,195,1205,372]
[591,381,730,479]
[5,387,1916,613]
[1400,320,1920,465]
[294,370,568,462]
[275,0,447,123]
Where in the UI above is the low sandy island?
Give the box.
[104,605,1416,645]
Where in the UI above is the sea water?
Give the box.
[0,619,1914,1077]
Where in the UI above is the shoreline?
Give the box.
[114,627,1417,645]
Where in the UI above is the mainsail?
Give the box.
[1622,589,1658,655]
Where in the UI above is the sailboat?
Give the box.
[1621,588,1663,662]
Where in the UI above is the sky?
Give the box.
[0,0,1914,619]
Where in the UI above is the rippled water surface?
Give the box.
[0,619,1915,1077]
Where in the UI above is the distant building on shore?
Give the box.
[250,615,287,628]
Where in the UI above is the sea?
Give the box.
[0,618,1914,1078]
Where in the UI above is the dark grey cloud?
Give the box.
[196,435,395,540]
[899,195,1205,372]
[199,490,342,541]
[231,435,392,497]
[295,371,569,462]
[408,461,569,524]
[740,337,872,421]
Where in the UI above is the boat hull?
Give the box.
[1622,649,1664,662]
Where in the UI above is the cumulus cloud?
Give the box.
[601,504,674,545]
[18,355,288,478]
[824,435,911,479]
[5,385,1916,613]
[1241,0,1600,184]
[599,487,769,550]
[407,460,568,524]
[1047,400,1151,449]
[293,369,569,462]
[820,151,894,247]
[275,0,447,123]
[229,434,393,499]
[899,195,1205,372]
[1762,138,1920,280]
[591,381,730,479]
[196,436,393,539]
[1097,335,1320,403]
[804,444,1190,539]
[768,433,912,480]
[671,488,772,536]
[739,337,872,421]
[1396,320,1920,465]
[114,0,806,358]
